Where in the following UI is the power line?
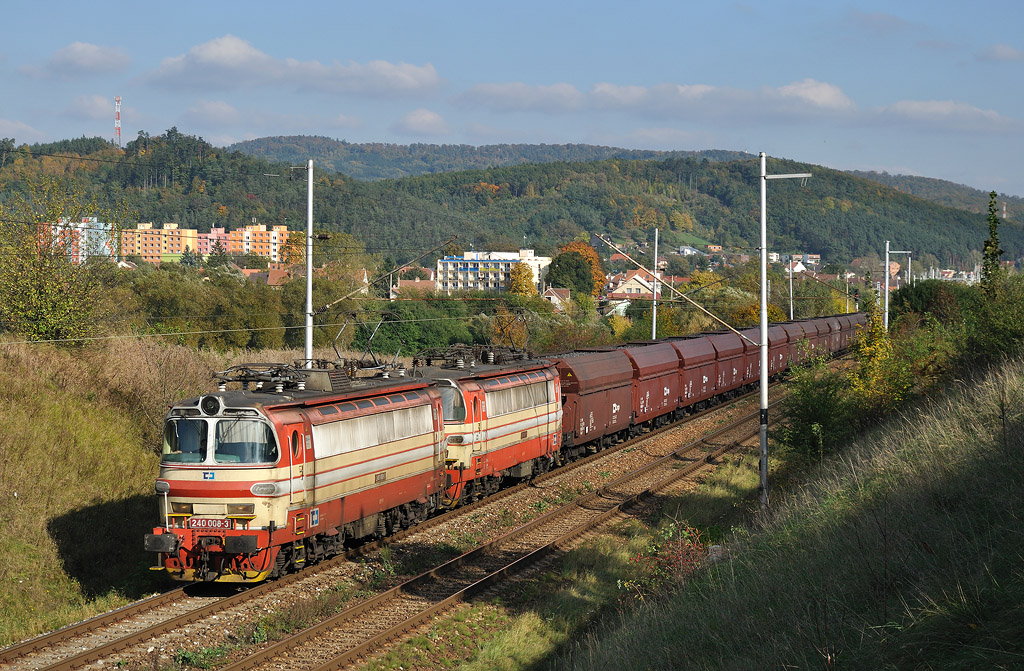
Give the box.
[0,312,509,347]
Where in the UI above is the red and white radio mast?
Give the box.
[114,96,122,148]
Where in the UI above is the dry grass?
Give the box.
[0,337,355,646]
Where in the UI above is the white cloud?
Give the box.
[326,113,362,129]
[182,100,241,127]
[590,79,853,121]
[978,43,1024,62]
[455,82,584,112]
[288,59,441,96]
[143,35,439,96]
[873,99,1020,133]
[775,79,855,111]
[596,127,716,150]
[390,109,450,136]
[21,42,129,79]
[0,118,46,141]
[63,94,117,121]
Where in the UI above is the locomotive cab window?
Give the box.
[162,419,208,463]
[214,419,279,464]
[437,382,467,422]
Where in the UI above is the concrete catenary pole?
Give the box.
[884,240,890,330]
[759,153,811,508]
[305,159,314,368]
[651,228,659,340]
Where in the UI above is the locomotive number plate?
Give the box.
[189,518,232,530]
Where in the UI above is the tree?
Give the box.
[546,251,593,297]
[558,241,604,296]
[0,137,14,171]
[0,175,134,343]
[402,266,432,281]
[981,190,1004,299]
[238,251,269,270]
[206,238,230,268]
[279,232,305,267]
[180,246,200,268]
[508,262,537,296]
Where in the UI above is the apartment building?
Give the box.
[119,223,199,265]
[436,249,551,293]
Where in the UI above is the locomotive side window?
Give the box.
[162,419,208,463]
[213,419,279,464]
[312,405,432,458]
[291,430,301,457]
[486,381,551,417]
[438,383,467,422]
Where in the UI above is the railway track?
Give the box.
[215,403,766,671]
[0,386,775,671]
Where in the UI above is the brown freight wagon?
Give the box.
[551,349,633,453]
[706,331,745,395]
[621,342,681,428]
[667,335,718,410]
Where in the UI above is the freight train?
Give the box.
[145,314,864,582]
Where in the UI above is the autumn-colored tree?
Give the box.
[279,231,305,267]
[849,302,911,416]
[0,175,134,343]
[558,240,604,296]
[508,262,537,296]
[490,306,529,349]
[687,269,719,290]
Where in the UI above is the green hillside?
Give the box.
[4,130,1021,267]
[225,135,750,181]
[850,169,1024,220]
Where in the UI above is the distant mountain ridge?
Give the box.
[6,130,1020,267]
[226,136,752,181]
[848,170,1022,221]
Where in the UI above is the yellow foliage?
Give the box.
[607,314,632,338]
[688,270,719,289]
[849,304,911,414]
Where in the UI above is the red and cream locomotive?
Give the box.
[145,315,863,582]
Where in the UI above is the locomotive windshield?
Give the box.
[214,419,279,464]
[161,418,278,465]
[162,419,208,463]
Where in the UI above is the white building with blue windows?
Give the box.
[436,249,551,293]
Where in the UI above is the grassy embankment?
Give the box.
[549,358,1024,670]
[0,339,340,647]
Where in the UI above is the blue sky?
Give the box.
[2,0,1022,195]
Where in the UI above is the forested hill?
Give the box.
[4,130,1021,267]
[848,170,1024,220]
[226,136,750,181]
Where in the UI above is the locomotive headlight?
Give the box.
[227,503,255,516]
[250,482,278,496]
[170,502,193,514]
[154,480,170,494]
[200,395,222,416]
